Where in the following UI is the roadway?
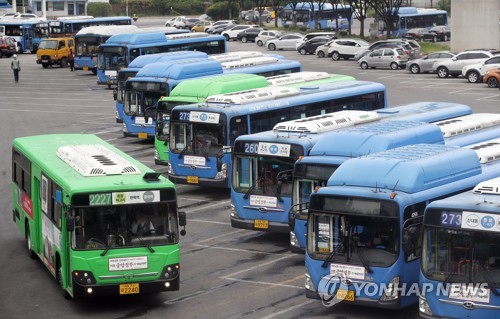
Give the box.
[0,17,498,319]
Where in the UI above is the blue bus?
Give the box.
[304,140,500,309]
[114,51,209,123]
[75,26,189,74]
[378,7,448,37]
[122,56,302,139]
[291,112,500,252]
[47,16,132,37]
[97,32,226,88]
[167,80,386,189]
[420,174,500,319]
[0,19,48,52]
[282,2,352,30]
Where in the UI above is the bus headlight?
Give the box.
[215,163,227,180]
[305,269,315,291]
[230,203,237,218]
[419,292,433,316]
[154,149,159,160]
[167,163,173,175]
[380,276,400,301]
[162,264,180,280]
[122,123,128,132]
[73,271,96,285]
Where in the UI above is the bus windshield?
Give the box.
[156,102,192,140]
[293,163,339,218]
[75,36,102,56]
[124,82,169,116]
[99,46,126,69]
[233,154,295,197]
[308,197,399,268]
[422,225,500,287]
[73,201,179,250]
[170,121,225,157]
[39,40,58,50]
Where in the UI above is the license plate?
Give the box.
[187,176,198,184]
[254,219,269,229]
[83,66,89,71]
[119,283,139,295]
[336,289,354,301]
[138,132,148,139]
[42,60,48,63]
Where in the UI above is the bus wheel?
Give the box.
[60,58,68,68]
[25,225,36,259]
[17,43,23,53]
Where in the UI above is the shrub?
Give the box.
[87,3,112,17]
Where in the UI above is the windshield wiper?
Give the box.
[355,249,374,274]
[321,243,344,268]
[243,177,259,199]
[478,263,500,296]
[100,241,111,257]
[133,235,155,253]
[443,271,459,286]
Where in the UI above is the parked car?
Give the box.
[241,10,272,23]
[0,12,21,19]
[482,69,500,88]
[236,27,263,43]
[221,25,257,41]
[15,13,42,19]
[191,21,212,32]
[406,51,456,74]
[402,28,431,41]
[433,49,498,78]
[0,36,17,58]
[462,55,500,83]
[255,30,283,47]
[297,36,331,55]
[315,39,334,58]
[165,16,186,27]
[206,20,237,34]
[295,32,336,50]
[358,48,409,70]
[36,37,75,68]
[267,33,304,51]
[422,25,451,42]
[175,18,201,30]
[354,39,418,60]
[326,38,370,61]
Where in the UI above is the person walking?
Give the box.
[69,48,75,71]
[11,54,21,82]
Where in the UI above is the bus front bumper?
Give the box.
[230,216,290,233]
[167,173,228,188]
[305,288,402,309]
[72,276,179,298]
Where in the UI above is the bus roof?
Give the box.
[284,2,350,11]
[127,51,208,69]
[12,134,173,193]
[309,120,444,157]
[173,80,386,116]
[162,74,269,101]
[75,25,140,36]
[397,7,447,16]
[327,144,488,193]
[133,58,223,79]
[104,32,167,46]
[55,16,131,23]
[433,113,500,137]
[375,102,472,122]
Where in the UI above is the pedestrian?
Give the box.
[11,54,21,82]
[69,48,75,71]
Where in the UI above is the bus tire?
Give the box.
[60,58,68,68]
[17,43,23,53]
[57,260,70,299]
[25,224,36,259]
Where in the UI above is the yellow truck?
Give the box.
[36,37,75,68]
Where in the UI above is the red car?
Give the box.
[402,28,430,41]
[0,36,17,58]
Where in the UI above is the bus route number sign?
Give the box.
[89,193,112,206]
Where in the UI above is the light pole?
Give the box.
[126,0,129,17]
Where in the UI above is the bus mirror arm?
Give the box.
[178,211,187,236]
[66,214,75,232]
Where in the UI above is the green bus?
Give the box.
[12,134,186,298]
[154,72,355,165]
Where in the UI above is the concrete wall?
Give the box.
[451,0,500,52]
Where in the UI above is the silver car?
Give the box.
[359,48,410,70]
[406,51,456,74]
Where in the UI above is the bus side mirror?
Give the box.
[66,214,75,232]
[178,211,187,236]
[288,210,296,230]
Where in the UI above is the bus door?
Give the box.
[23,26,33,51]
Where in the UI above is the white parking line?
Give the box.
[192,244,289,256]
[222,255,294,278]
[223,277,302,289]
[0,108,108,115]
[196,229,247,244]
[259,300,316,319]
[185,200,231,213]
[189,219,231,225]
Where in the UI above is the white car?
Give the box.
[255,30,283,47]
[461,55,500,83]
[221,25,257,41]
[266,34,304,51]
[433,50,497,78]
[326,38,370,61]
[165,16,187,27]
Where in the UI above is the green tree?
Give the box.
[369,0,404,38]
[207,1,239,20]
[87,3,112,17]
[437,0,450,14]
